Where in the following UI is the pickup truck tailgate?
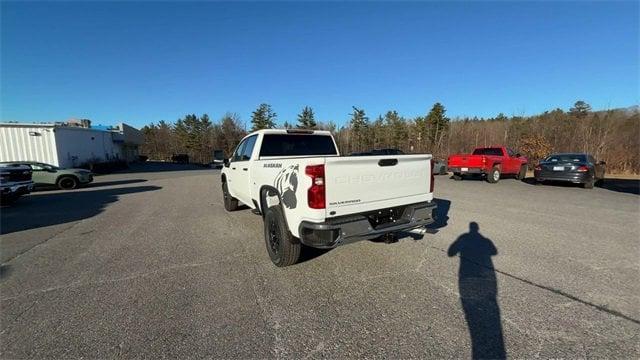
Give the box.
[448,155,484,168]
[324,155,432,217]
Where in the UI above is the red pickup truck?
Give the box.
[447,146,528,183]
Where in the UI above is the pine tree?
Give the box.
[296,106,317,129]
[349,106,369,152]
[495,113,508,122]
[219,113,246,156]
[251,103,277,131]
[569,100,591,119]
[414,116,428,152]
[426,103,450,151]
[384,110,407,150]
[172,114,215,163]
[371,116,386,148]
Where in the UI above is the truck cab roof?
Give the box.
[243,128,333,139]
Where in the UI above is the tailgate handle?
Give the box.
[378,159,398,167]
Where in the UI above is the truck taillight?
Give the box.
[305,164,325,209]
[430,159,435,193]
[577,165,589,172]
[482,156,487,165]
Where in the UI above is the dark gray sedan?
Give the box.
[534,153,605,189]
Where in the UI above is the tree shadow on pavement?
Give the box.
[523,176,639,195]
[448,222,506,359]
[599,178,640,195]
[87,179,148,188]
[116,162,213,174]
[33,179,149,192]
[0,186,161,235]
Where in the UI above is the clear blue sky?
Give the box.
[1,1,638,129]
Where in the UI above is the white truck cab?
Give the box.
[221,129,437,266]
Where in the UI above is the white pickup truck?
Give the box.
[221,129,437,266]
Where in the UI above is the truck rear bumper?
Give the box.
[298,201,437,249]
[1,181,34,198]
[448,167,484,174]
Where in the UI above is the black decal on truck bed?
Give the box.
[275,164,299,209]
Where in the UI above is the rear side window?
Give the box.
[259,134,337,157]
[472,148,503,156]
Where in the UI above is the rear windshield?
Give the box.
[259,134,337,157]
[545,154,586,163]
[472,148,503,156]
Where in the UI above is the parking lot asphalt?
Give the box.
[1,163,639,358]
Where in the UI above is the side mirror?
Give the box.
[223,158,230,168]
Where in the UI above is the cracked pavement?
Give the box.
[1,163,639,358]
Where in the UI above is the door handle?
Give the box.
[378,159,398,167]
[242,168,248,171]
[232,167,236,170]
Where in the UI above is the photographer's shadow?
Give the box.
[448,222,506,359]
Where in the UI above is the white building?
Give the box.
[0,121,143,168]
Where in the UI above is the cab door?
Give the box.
[30,163,53,185]
[504,148,520,174]
[228,135,258,206]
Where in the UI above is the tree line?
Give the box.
[140,101,639,174]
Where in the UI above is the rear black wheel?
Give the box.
[264,206,301,267]
[222,181,239,211]
[57,176,78,190]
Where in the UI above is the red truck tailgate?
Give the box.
[448,155,485,168]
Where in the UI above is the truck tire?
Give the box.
[487,166,501,183]
[222,181,239,211]
[264,205,301,267]
[453,173,463,181]
[516,165,527,180]
[57,176,78,190]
